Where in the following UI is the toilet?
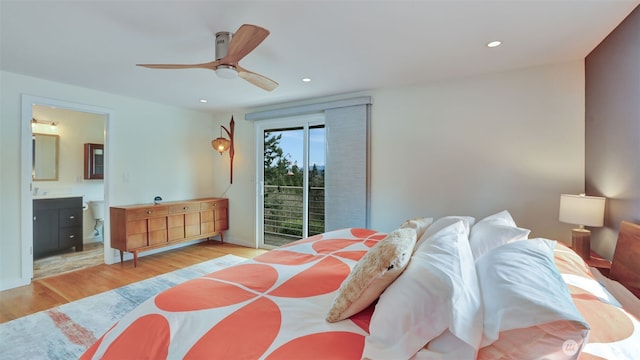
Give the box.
[89,200,105,241]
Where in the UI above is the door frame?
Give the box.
[254,114,325,249]
[19,95,116,287]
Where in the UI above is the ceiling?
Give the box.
[1,0,638,112]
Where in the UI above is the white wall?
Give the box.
[1,71,216,290]
[369,61,585,240]
[209,113,257,247]
[222,61,586,249]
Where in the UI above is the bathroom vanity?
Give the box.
[33,196,84,259]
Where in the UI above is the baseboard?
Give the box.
[0,276,30,291]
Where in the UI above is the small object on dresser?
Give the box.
[154,196,162,205]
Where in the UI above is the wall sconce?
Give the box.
[31,118,58,132]
[559,193,606,260]
[211,116,235,184]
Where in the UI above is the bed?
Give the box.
[81,213,640,359]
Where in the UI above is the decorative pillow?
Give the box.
[326,227,417,323]
[414,215,475,251]
[362,221,482,360]
[476,238,590,358]
[399,217,433,240]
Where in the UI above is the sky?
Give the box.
[270,127,325,168]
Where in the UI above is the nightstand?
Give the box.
[585,250,611,277]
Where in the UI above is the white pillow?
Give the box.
[477,210,516,227]
[363,221,482,360]
[476,238,590,348]
[326,227,417,323]
[400,217,433,240]
[414,215,475,251]
[469,224,530,260]
[469,210,530,260]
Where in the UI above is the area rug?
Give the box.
[0,254,246,360]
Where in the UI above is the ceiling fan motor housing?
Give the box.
[214,31,238,78]
[215,31,232,60]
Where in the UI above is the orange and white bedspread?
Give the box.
[553,243,640,360]
[82,229,640,359]
[81,228,386,359]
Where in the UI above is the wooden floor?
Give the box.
[0,241,268,324]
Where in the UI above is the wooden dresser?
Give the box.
[110,197,228,267]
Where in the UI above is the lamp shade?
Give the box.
[559,194,606,227]
[211,137,231,154]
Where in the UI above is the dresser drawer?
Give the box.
[149,230,167,245]
[148,217,166,232]
[126,206,168,220]
[167,214,184,228]
[201,210,214,223]
[215,218,229,232]
[169,203,200,215]
[59,227,82,248]
[59,208,82,227]
[201,221,214,234]
[201,199,228,211]
[126,219,148,236]
[168,227,185,241]
[127,233,147,249]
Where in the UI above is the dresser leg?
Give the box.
[119,250,123,264]
[133,251,138,267]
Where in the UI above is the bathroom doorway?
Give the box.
[31,105,107,278]
[20,95,115,286]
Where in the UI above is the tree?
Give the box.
[264,132,306,187]
[264,132,284,185]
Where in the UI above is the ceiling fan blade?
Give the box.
[137,60,220,70]
[223,24,270,64]
[237,64,278,91]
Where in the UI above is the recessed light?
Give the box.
[487,41,502,48]
[199,99,208,103]
[302,77,311,83]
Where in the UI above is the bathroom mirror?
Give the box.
[32,134,59,181]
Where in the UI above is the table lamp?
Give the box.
[559,193,606,260]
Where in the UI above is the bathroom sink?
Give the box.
[33,194,80,200]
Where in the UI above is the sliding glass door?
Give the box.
[257,115,325,248]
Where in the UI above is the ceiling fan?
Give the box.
[137,24,278,92]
